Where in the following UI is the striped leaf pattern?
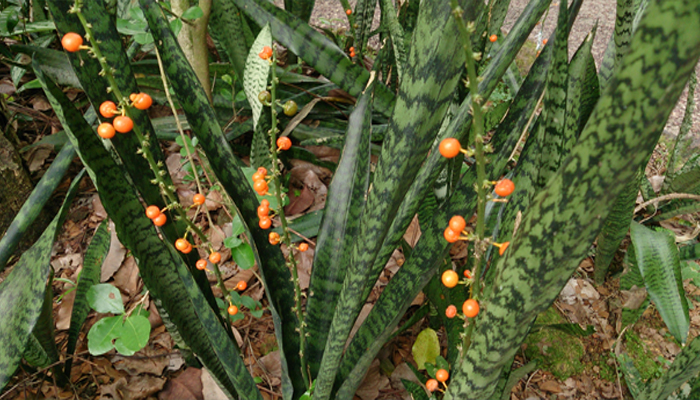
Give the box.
[138,2,305,397]
[64,220,110,375]
[0,164,82,390]
[231,0,396,116]
[446,1,700,397]
[0,141,76,271]
[34,61,261,399]
[312,2,467,397]
[304,79,374,378]
[209,0,251,80]
[637,335,700,400]
[630,221,689,344]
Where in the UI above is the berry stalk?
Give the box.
[265,48,310,388]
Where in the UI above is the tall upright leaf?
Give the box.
[139,2,304,397]
[64,220,110,375]
[231,0,396,116]
[445,1,700,397]
[304,78,374,377]
[313,3,467,398]
[630,221,689,344]
[0,168,83,390]
[0,141,76,272]
[35,62,260,400]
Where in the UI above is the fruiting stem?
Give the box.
[451,0,488,353]
[267,49,310,389]
[73,4,210,248]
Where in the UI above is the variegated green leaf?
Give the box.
[313,2,467,398]
[243,23,271,130]
[34,60,257,399]
[64,220,110,375]
[0,141,76,271]
[304,78,374,378]
[353,0,377,55]
[667,71,697,183]
[630,221,689,344]
[599,0,635,89]
[446,0,700,397]
[0,166,83,390]
[139,2,304,397]
[209,0,250,82]
[231,0,395,116]
[594,170,641,283]
[637,335,700,400]
[378,0,406,82]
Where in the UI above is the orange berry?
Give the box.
[542,38,548,45]
[113,116,134,133]
[443,227,460,243]
[498,241,510,256]
[236,280,247,291]
[494,179,515,197]
[129,93,139,101]
[193,193,206,206]
[145,205,161,219]
[489,34,498,42]
[99,101,117,118]
[196,259,208,270]
[133,93,153,110]
[463,269,472,279]
[298,243,309,252]
[209,252,221,264]
[435,369,449,383]
[448,215,466,233]
[227,305,238,315]
[153,213,167,227]
[346,8,352,15]
[462,299,479,318]
[257,204,270,218]
[269,232,280,245]
[426,379,439,392]
[257,167,268,176]
[259,216,272,229]
[182,244,193,254]
[439,138,461,158]
[445,305,457,319]
[349,47,355,53]
[441,270,459,288]
[276,136,292,151]
[97,123,116,139]
[175,238,190,252]
[254,180,268,195]
[258,46,272,60]
[252,172,265,181]
[61,32,83,52]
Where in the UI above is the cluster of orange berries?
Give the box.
[258,46,273,60]
[441,267,480,319]
[96,93,152,139]
[253,167,269,197]
[348,46,356,58]
[257,197,272,230]
[425,369,449,392]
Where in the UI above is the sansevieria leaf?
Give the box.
[630,221,689,344]
[0,167,83,390]
[64,220,110,375]
[34,61,259,399]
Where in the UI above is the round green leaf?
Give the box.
[412,328,440,370]
[231,243,255,269]
[114,314,151,356]
[87,315,123,355]
[86,284,125,314]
